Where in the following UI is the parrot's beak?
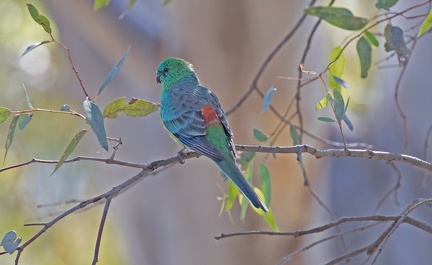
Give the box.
[156,72,161,84]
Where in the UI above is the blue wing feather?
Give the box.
[161,81,234,161]
[174,133,224,161]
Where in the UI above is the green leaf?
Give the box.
[98,46,130,96]
[304,7,368,31]
[328,46,345,90]
[249,188,266,216]
[344,96,350,114]
[83,99,108,151]
[244,161,253,183]
[90,104,108,151]
[26,4,39,20]
[376,0,398,10]
[418,10,432,37]
[365,31,379,47]
[289,123,300,145]
[225,179,239,211]
[94,0,110,10]
[18,114,33,131]
[333,88,345,122]
[262,85,277,113]
[384,24,411,66]
[1,230,21,254]
[253,128,268,142]
[343,97,354,131]
[318,117,337,123]
[26,4,52,34]
[259,163,271,207]
[326,15,368,31]
[343,114,354,131]
[37,15,51,34]
[162,0,172,5]
[52,130,87,176]
[305,6,354,17]
[0,107,11,125]
[240,162,253,220]
[20,41,51,58]
[103,97,160,119]
[265,209,279,232]
[4,115,19,162]
[357,36,372,78]
[315,92,331,110]
[22,84,33,109]
[332,76,351,88]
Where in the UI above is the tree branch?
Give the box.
[236,144,432,172]
[2,144,431,177]
[215,215,432,240]
[92,197,112,265]
[11,152,191,264]
[226,0,317,115]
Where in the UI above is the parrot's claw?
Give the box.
[177,148,187,164]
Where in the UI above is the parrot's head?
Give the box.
[156,58,196,86]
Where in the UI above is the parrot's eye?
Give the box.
[163,67,169,73]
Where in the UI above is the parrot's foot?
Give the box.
[177,148,188,164]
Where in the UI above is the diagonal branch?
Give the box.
[11,152,190,264]
[227,0,317,115]
[215,215,432,240]
[92,197,112,265]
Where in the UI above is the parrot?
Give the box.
[156,57,268,212]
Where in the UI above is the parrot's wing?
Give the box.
[206,89,237,158]
[162,87,225,161]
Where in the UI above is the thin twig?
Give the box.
[306,183,349,258]
[11,152,190,264]
[11,108,86,119]
[295,0,328,141]
[373,164,401,213]
[422,125,432,186]
[92,197,112,265]
[324,199,432,265]
[276,223,380,265]
[214,215,432,240]
[371,198,432,264]
[51,35,89,98]
[0,151,199,173]
[394,38,418,153]
[226,0,317,115]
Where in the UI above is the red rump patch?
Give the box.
[201,105,221,125]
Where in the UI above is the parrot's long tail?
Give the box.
[214,158,268,212]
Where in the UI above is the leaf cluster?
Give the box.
[2,5,160,176]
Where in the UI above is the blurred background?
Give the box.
[0,0,431,264]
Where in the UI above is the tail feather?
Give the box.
[214,159,268,212]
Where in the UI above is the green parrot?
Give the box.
[156,58,268,212]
